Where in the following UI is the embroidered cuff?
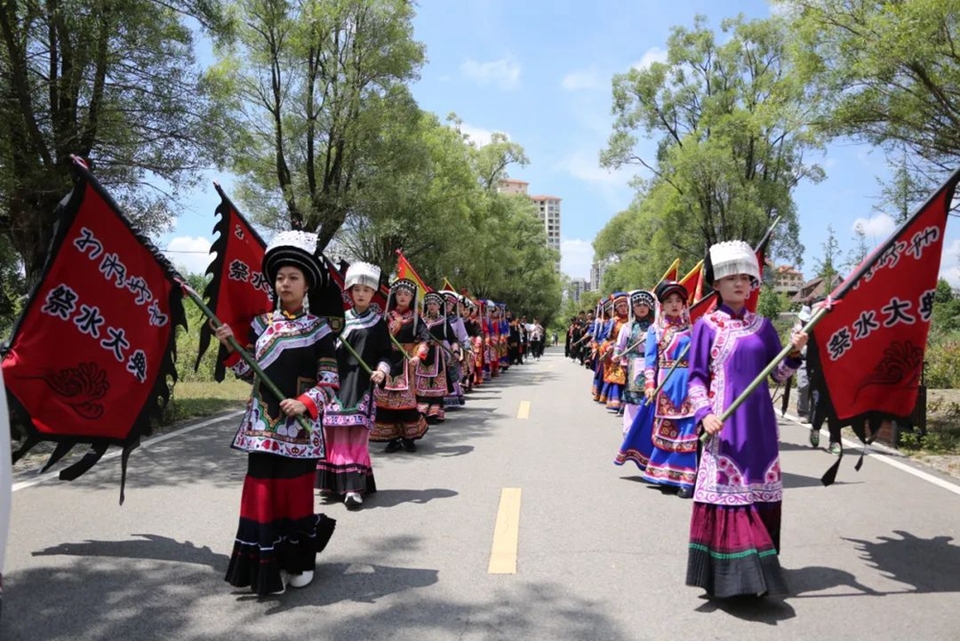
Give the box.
[297,393,320,420]
[376,361,391,376]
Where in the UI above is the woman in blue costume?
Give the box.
[642,280,697,499]
[591,300,612,401]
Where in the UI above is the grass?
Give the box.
[896,391,960,453]
[160,379,249,427]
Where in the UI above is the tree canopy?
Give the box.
[0,0,228,284]
[596,15,825,292]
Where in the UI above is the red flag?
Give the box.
[196,184,273,381]
[1,158,186,497]
[689,292,718,324]
[811,169,960,424]
[680,260,704,301]
[659,258,680,284]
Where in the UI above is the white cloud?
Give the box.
[460,56,521,90]
[940,239,960,288]
[561,68,603,91]
[458,123,506,148]
[164,235,213,276]
[632,47,668,71]
[851,213,896,241]
[561,238,595,279]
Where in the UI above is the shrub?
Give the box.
[924,333,960,389]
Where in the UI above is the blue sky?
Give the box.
[159,0,960,287]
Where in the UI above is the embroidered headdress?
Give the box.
[262,230,324,289]
[344,261,381,290]
[706,240,761,285]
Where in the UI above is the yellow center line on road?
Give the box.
[488,488,522,574]
[517,400,531,419]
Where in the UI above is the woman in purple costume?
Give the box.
[685,240,807,599]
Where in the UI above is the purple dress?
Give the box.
[685,305,800,598]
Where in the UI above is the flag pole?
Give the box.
[338,335,375,375]
[699,306,829,442]
[177,280,314,434]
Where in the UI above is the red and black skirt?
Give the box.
[685,501,786,598]
[225,453,336,595]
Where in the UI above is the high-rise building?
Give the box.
[530,194,561,271]
[570,277,590,304]
[590,259,609,292]
[497,179,562,272]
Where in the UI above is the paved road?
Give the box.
[2,348,960,640]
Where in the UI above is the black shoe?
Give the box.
[384,439,402,453]
[677,487,693,499]
[401,438,417,452]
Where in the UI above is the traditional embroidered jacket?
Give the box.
[227,309,338,459]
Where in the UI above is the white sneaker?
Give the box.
[288,570,314,589]
[345,492,363,508]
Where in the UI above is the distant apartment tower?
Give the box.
[570,278,590,304]
[590,259,609,292]
[497,179,562,272]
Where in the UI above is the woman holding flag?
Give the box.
[371,278,431,453]
[416,292,460,423]
[599,293,630,411]
[215,230,338,595]
[685,240,806,599]
[315,262,392,508]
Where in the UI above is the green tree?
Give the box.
[336,111,476,273]
[209,0,425,249]
[0,0,227,283]
[843,222,871,273]
[875,148,936,224]
[931,278,960,334]
[781,0,960,170]
[600,15,824,271]
[756,285,786,320]
[814,224,841,283]
[935,277,954,304]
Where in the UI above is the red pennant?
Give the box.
[811,169,960,422]
[1,158,185,443]
[195,185,273,381]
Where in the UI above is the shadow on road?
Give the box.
[362,488,459,510]
[842,530,960,594]
[781,470,861,489]
[31,533,225,568]
[2,532,632,641]
[694,595,797,625]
